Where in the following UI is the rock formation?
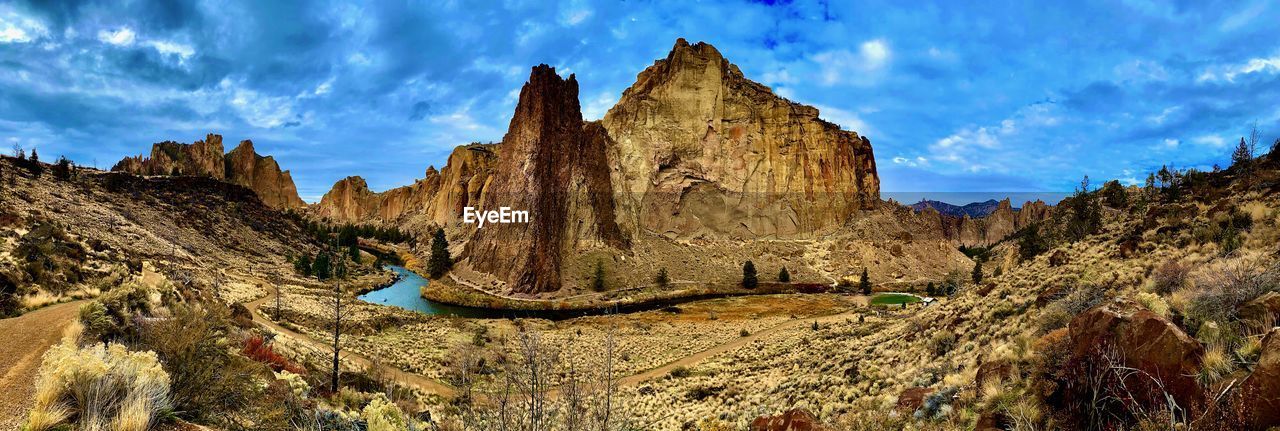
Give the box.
[314,143,499,228]
[314,39,908,294]
[113,134,304,209]
[749,409,830,431]
[601,38,878,239]
[223,140,305,209]
[1243,327,1280,429]
[461,65,629,294]
[915,199,1052,247]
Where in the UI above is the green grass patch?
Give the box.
[869,293,922,306]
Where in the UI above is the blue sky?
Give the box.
[1,0,1277,203]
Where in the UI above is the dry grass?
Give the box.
[1197,343,1235,386]
[26,341,171,431]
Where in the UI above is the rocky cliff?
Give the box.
[313,143,498,229]
[461,65,629,294]
[915,199,1052,247]
[316,40,895,294]
[113,134,305,209]
[601,39,879,239]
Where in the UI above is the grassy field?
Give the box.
[869,292,922,306]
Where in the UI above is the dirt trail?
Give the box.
[0,301,85,431]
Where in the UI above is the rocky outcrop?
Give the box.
[601,38,878,239]
[749,409,830,431]
[1239,291,1280,330]
[317,39,890,293]
[314,144,499,228]
[461,65,628,294]
[1242,327,1280,429]
[917,199,1052,247]
[224,140,305,209]
[1066,298,1204,410]
[113,134,305,209]
[113,133,225,179]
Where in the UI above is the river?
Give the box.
[357,265,505,318]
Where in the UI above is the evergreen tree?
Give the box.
[926,282,936,297]
[27,148,42,177]
[778,266,790,283]
[742,261,758,289]
[348,244,361,264]
[312,252,332,280]
[1099,180,1127,208]
[592,260,606,292]
[1018,224,1049,261]
[295,254,312,277]
[859,268,871,295]
[427,228,452,279]
[1232,136,1253,173]
[655,267,670,288]
[1064,176,1102,241]
[971,260,983,285]
[52,156,72,180]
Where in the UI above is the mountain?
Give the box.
[314,39,903,294]
[909,199,1005,218]
[112,134,305,209]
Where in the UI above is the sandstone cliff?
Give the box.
[314,40,925,295]
[914,199,1052,247]
[601,38,879,239]
[461,65,629,294]
[113,134,305,209]
[313,143,499,229]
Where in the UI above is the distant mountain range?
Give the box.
[909,199,1013,218]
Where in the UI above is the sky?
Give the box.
[1,0,1278,204]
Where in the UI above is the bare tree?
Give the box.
[329,242,351,393]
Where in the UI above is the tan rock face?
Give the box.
[921,199,1052,247]
[313,144,499,229]
[224,140,305,209]
[113,134,305,209]
[601,38,878,239]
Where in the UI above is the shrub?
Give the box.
[26,341,171,431]
[929,330,958,356]
[1134,292,1170,318]
[668,366,692,378]
[362,395,409,431]
[134,304,283,427]
[1148,261,1190,295]
[1197,343,1234,386]
[742,261,758,289]
[242,335,304,374]
[655,267,669,288]
[778,266,790,283]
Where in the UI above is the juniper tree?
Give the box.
[655,267,670,288]
[971,260,983,285]
[742,261,758,289]
[592,260,606,292]
[427,228,452,279]
[859,268,871,295]
[778,266,790,283]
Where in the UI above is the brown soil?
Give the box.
[0,300,83,431]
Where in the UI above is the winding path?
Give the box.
[245,288,865,398]
[0,301,85,431]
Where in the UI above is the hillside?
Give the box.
[113,134,306,210]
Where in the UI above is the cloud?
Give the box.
[810,38,892,86]
[1197,55,1280,82]
[1161,138,1179,148]
[97,27,136,46]
[146,40,195,58]
[1193,135,1226,147]
[0,7,47,43]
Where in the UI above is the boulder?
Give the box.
[1067,298,1204,409]
[1242,328,1280,429]
[975,358,1014,389]
[749,409,829,431]
[895,387,935,413]
[1238,291,1280,330]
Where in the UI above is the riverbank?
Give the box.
[422,274,840,315]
